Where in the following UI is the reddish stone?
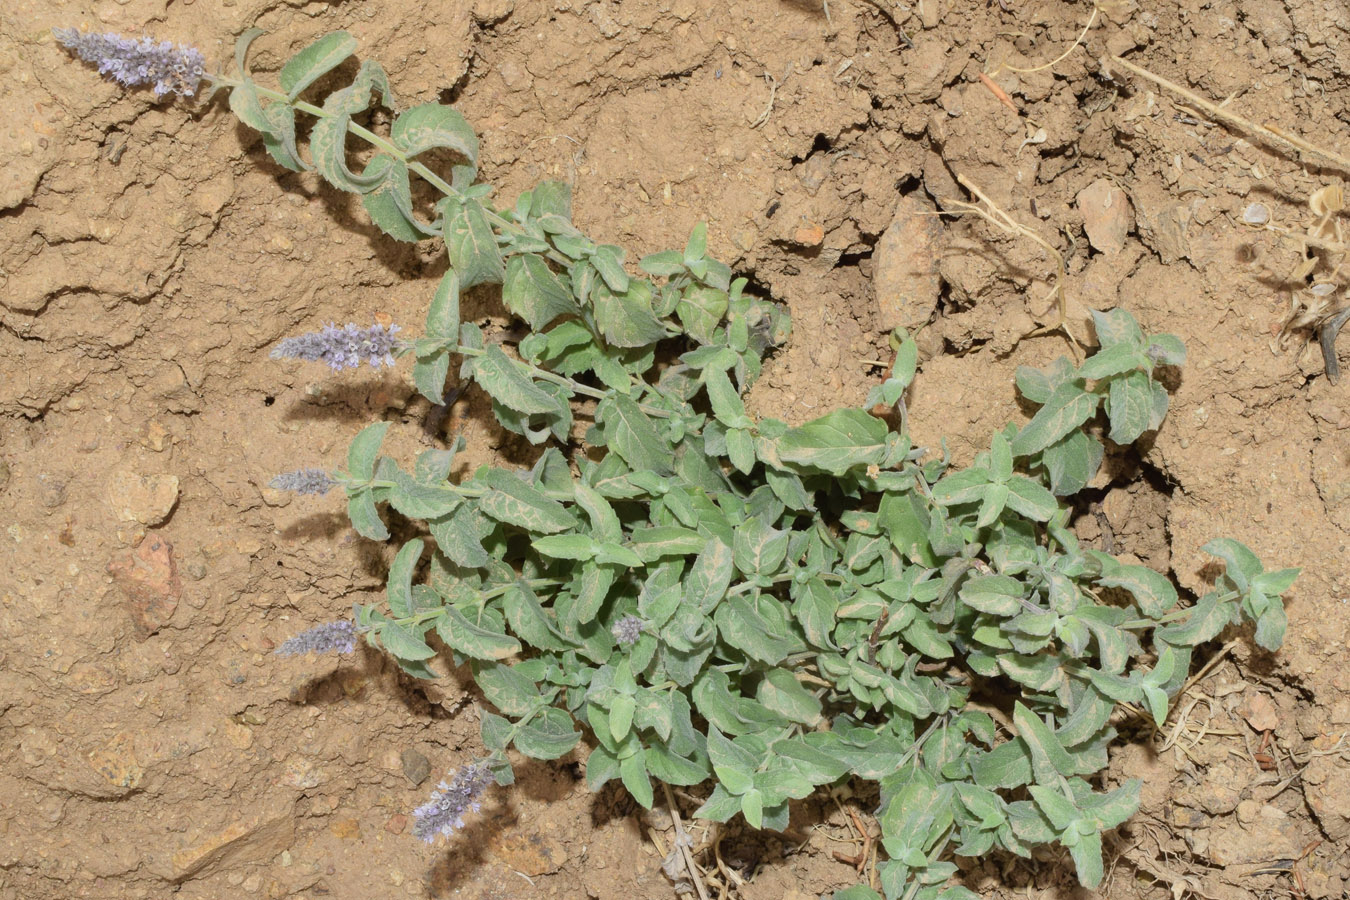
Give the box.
[107,534,181,639]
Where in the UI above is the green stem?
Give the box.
[370,577,565,632]
[448,343,675,418]
[1117,590,1238,630]
[207,74,573,266]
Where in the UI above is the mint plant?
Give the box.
[59,27,1296,899]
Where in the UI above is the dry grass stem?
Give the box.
[1108,55,1350,176]
[946,174,1083,354]
[664,782,711,900]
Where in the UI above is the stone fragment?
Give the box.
[1302,753,1350,842]
[107,534,181,638]
[65,662,118,696]
[107,472,179,525]
[165,797,295,882]
[491,828,567,876]
[1077,179,1132,255]
[37,473,67,508]
[873,194,944,332]
[329,818,361,840]
[902,39,948,102]
[1238,692,1280,732]
[792,221,825,246]
[401,749,431,786]
[87,731,142,790]
[1204,803,1303,866]
[384,814,408,835]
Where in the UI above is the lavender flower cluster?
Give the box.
[269,468,338,496]
[611,614,643,647]
[271,322,403,371]
[275,620,358,657]
[53,28,206,98]
[411,762,495,843]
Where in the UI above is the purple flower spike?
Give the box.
[269,469,338,496]
[53,28,206,97]
[411,762,495,843]
[612,614,643,647]
[271,322,402,372]
[275,620,358,657]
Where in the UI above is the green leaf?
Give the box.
[1028,785,1079,831]
[529,181,572,218]
[1015,364,1055,405]
[1254,599,1287,649]
[425,267,462,341]
[831,887,884,900]
[684,222,709,265]
[931,467,992,506]
[391,102,479,165]
[685,541,735,614]
[715,596,800,664]
[677,285,729,344]
[1146,333,1187,366]
[439,607,522,660]
[428,504,491,568]
[596,394,673,476]
[620,752,654,808]
[646,743,710,785]
[441,196,505,288]
[733,517,789,578]
[1092,307,1145,347]
[960,575,1025,616]
[629,526,706,562]
[478,469,579,533]
[1200,538,1264,592]
[639,249,685,277]
[514,707,582,759]
[609,693,636,742]
[471,660,541,716]
[503,584,572,651]
[347,421,391,480]
[1076,341,1146,380]
[1096,564,1178,618]
[757,669,822,725]
[778,409,889,474]
[1068,829,1104,889]
[347,489,389,541]
[260,103,307,172]
[310,60,394,193]
[1005,475,1058,522]
[1010,382,1098,457]
[1107,370,1153,444]
[359,153,438,244]
[591,281,667,348]
[972,739,1032,789]
[379,622,436,660]
[280,31,358,99]
[589,245,630,293]
[1041,429,1103,496]
[475,345,564,415]
[386,538,424,617]
[532,534,597,561]
[388,467,460,519]
[1013,703,1077,783]
[504,254,578,330]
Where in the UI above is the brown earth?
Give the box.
[3,0,1350,898]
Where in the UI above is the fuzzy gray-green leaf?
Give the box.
[596,394,673,476]
[391,102,478,164]
[778,408,888,474]
[478,469,579,534]
[280,31,358,99]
